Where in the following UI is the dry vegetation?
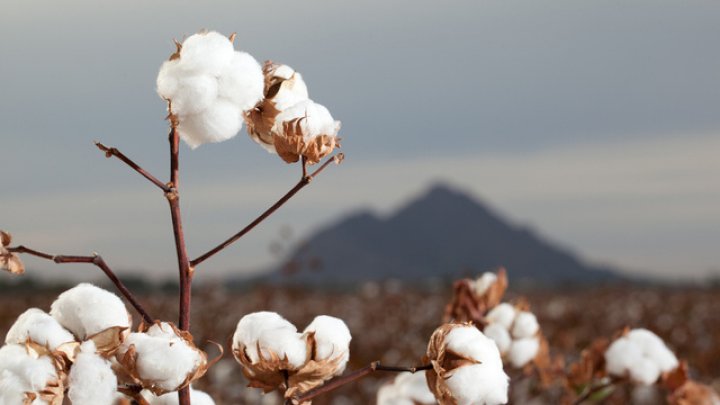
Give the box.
[1,282,717,404]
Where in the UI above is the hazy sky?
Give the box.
[1,0,719,282]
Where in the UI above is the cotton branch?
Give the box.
[190,153,344,268]
[294,361,432,403]
[7,245,154,324]
[94,142,170,193]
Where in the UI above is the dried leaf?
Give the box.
[1,252,25,275]
[1,230,11,247]
[89,326,128,357]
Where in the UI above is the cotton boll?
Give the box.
[303,315,351,363]
[157,60,181,100]
[484,323,512,354]
[6,308,76,350]
[233,311,307,369]
[486,303,516,330]
[178,31,234,76]
[445,363,509,405]
[273,99,340,141]
[0,344,59,403]
[627,329,678,372]
[508,338,540,368]
[169,75,218,116]
[605,329,678,385]
[472,272,497,296]
[272,72,309,111]
[147,387,216,405]
[629,357,661,386]
[218,51,264,111]
[118,322,205,393]
[511,311,539,339]
[68,341,117,405]
[50,283,130,340]
[177,99,243,149]
[605,337,642,377]
[445,325,503,368]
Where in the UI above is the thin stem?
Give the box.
[294,361,431,403]
[8,246,153,324]
[94,142,170,193]
[572,378,619,405]
[190,153,344,268]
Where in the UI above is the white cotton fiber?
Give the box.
[303,315,351,374]
[445,325,503,369]
[508,337,540,368]
[484,323,512,354]
[445,363,509,405]
[472,272,497,296]
[156,31,264,148]
[233,311,307,368]
[178,31,234,76]
[218,52,264,111]
[377,372,435,405]
[605,328,678,385]
[267,65,310,111]
[177,99,243,149]
[511,311,539,339]
[119,323,204,392]
[146,387,216,405]
[50,283,130,341]
[68,341,117,405]
[272,99,340,141]
[486,303,516,330]
[0,344,58,403]
[6,308,76,350]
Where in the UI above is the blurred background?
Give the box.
[1,0,719,403]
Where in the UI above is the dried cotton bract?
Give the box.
[232,311,351,399]
[605,328,679,385]
[425,323,509,405]
[117,322,208,395]
[377,372,436,405]
[0,230,24,275]
[156,31,264,148]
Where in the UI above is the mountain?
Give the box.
[272,183,620,285]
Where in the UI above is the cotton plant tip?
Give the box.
[605,328,678,385]
[156,30,264,148]
[511,311,539,339]
[0,343,63,405]
[377,372,436,405]
[6,308,76,351]
[272,99,341,164]
[68,341,117,405]
[50,283,131,342]
[472,272,497,296]
[483,323,512,354]
[508,337,540,368]
[117,322,207,394]
[485,303,516,330]
[145,387,216,405]
[426,323,509,405]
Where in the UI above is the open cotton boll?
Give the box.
[446,325,504,368]
[605,337,642,377]
[511,311,539,339]
[629,357,662,386]
[472,272,497,296]
[303,315,351,363]
[217,51,264,111]
[6,308,76,350]
[508,337,540,368]
[626,329,678,372]
[157,60,181,101]
[168,75,219,116]
[273,99,340,142]
[146,387,216,405]
[50,283,130,341]
[68,341,117,405]
[177,99,243,149]
[178,31,235,76]
[0,344,60,404]
[486,303,516,330]
[446,363,509,405]
[233,311,307,368]
[118,322,205,393]
[484,323,512,354]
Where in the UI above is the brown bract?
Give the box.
[566,337,610,391]
[286,332,348,399]
[664,361,720,405]
[443,268,508,325]
[273,118,340,165]
[424,323,480,405]
[22,341,66,405]
[0,231,25,275]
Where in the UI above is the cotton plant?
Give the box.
[424,323,509,405]
[604,328,678,385]
[231,311,351,400]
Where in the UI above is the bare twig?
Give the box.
[8,245,153,324]
[94,142,170,193]
[190,153,344,268]
[294,360,431,403]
